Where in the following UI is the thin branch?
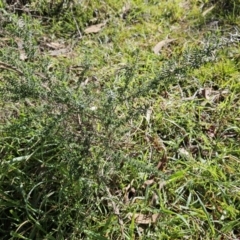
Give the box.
[0,61,24,75]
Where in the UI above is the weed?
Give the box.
[0,1,240,239]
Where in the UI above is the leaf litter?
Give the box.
[153,38,177,54]
[84,22,106,34]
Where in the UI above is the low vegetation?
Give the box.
[0,0,240,239]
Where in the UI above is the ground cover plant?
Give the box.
[0,0,240,239]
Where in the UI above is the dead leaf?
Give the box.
[84,23,105,34]
[152,135,166,153]
[158,181,166,190]
[39,37,66,52]
[153,38,176,54]
[199,88,229,104]
[45,42,65,50]
[150,192,159,207]
[19,50,27,61]
[15,38,24,49]
[0,37,11,42]
[15,38,28,61]
[206,125,217,138]
[146,107,152,124]
[202,5,215,17]
[131,213,160,224]
[123,180,136,203]
[122,3,131,14]
[156,154,168,171]
[143,179,155,187]
[178,148,192,160]
[200,88,212,100]
[48,48,70,57]
[121,3,131,19]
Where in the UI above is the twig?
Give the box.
[0,61,23,75]
[105,187,124,237]
[71,4,82,39]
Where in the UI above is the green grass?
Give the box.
[0,0,240,239]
